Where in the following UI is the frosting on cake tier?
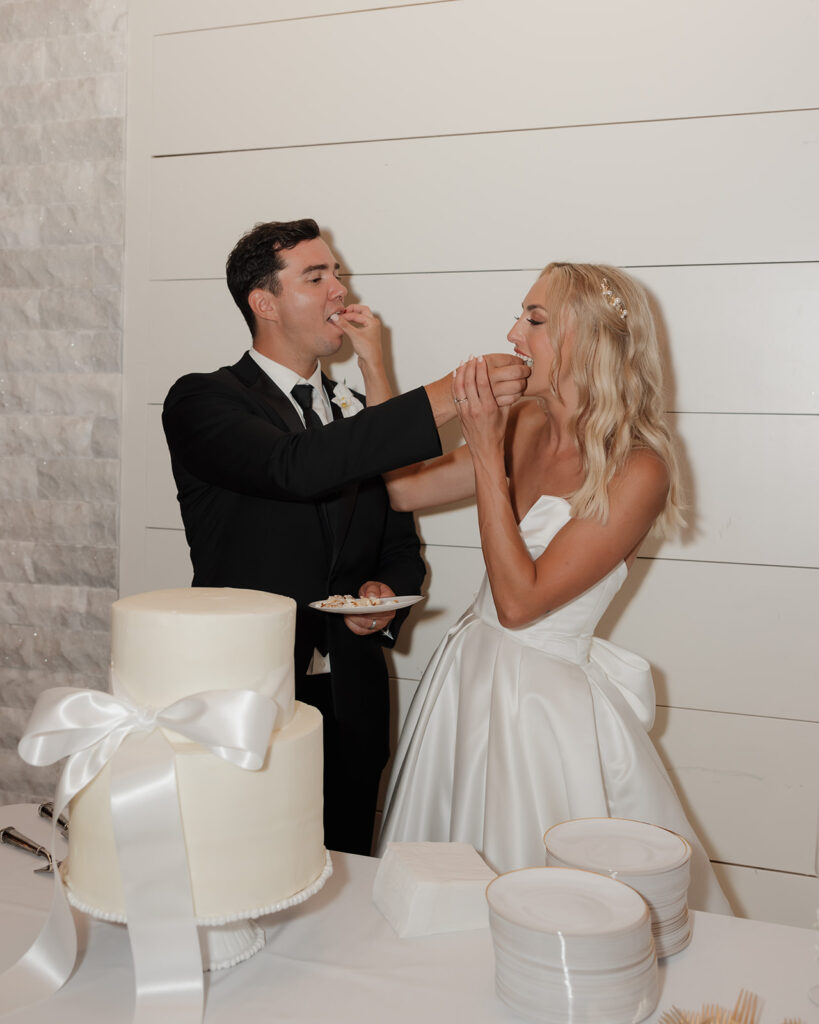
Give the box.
[64,587,326,920]
[109,586,296,723]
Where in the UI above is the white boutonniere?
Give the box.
[331,383,364,417]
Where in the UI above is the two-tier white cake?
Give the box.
[65,587,327,923]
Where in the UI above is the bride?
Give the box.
[347,262,730,914]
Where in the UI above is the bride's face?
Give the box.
[507,276,573,397]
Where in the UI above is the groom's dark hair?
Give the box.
[226,218,321,336]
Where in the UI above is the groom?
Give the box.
[162,218,528,854]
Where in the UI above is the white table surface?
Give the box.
[1,803,817,1023]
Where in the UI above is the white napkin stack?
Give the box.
[373,842,496,937]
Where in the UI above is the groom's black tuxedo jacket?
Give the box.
[162,352,442,852]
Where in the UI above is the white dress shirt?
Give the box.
[248,347,333,424]
[248,348,334,675]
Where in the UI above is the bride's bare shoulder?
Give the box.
[612,448,670,515]
[624,448,669,486]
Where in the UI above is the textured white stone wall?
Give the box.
[0,0,127,803]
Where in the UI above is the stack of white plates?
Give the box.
[543,818,693,958]
[486,867,658,1024]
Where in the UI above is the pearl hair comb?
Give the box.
[600,278,628,321]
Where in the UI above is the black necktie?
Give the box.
[291,384,324,430]
[292,383,332,659]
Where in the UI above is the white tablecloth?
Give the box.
[1,804,816,1022]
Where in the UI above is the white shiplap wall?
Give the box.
[121,0,819,925]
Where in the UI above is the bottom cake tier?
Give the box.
[65,700,326,921]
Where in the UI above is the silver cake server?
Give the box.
[0,826,60,874]
[37,800,69,835]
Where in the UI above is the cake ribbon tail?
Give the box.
[0,685,278,1022]
[110,728,205,1024]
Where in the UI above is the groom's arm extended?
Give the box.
[163,375,442,501]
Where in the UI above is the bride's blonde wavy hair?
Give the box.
[539,262,684,537]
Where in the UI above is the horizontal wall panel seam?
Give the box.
[384,691,817,729]
[146,258,819,283]
[145,402,819,419]
[141,528,819,573]
[710,861,817,879]
[419,545,819,570]
[155,1,459,37]
[150,105,819,160]
[665,412,819,418]
[655,705,819,726]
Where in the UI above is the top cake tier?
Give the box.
[110,587,296,724]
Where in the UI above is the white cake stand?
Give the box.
[65,850,333,972]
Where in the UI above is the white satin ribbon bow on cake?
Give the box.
[0,681,279,1023]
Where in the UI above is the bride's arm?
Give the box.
[383,444,476,512]
[455,359,669,629]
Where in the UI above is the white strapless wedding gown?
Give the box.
[378,495,731,914]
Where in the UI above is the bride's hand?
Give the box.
[453,356,508,457]
[337,304,384,369]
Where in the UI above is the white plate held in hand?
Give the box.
[308,595,424,615]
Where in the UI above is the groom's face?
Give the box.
[272,237,349,364]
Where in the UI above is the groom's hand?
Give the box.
[344,580,397,636]
[424,353,529,425]
[483,352,530,407]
